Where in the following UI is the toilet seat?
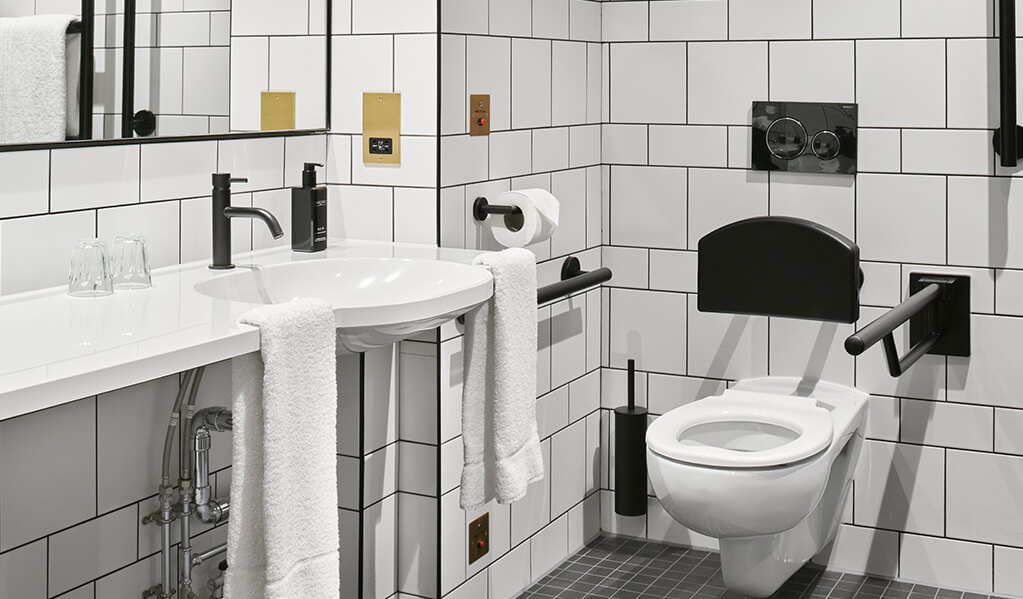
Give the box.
[648,391,834,469]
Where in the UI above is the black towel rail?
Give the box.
[458,256,612,324]
[995,0,1022,166]
[68,0,94,140]
[844,274,970,377]
[537,257,612,305]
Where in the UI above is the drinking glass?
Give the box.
[110,233,152,290]
[68,239,114,297]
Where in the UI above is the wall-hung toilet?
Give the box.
[647,377,868,598]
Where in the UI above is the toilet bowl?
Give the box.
[647,377,868,598]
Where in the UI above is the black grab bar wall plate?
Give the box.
[845,273,970,377]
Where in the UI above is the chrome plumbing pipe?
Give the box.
[192,542,228,567]
[177,367,206,597]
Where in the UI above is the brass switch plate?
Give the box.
[470,94,490,136]
[261,92,296,131]
[363,92,401,165]
[468,513,490,564]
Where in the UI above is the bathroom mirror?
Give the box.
[0,1,328,146]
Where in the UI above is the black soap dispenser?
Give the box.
[292,162,327,252]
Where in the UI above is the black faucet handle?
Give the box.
[230,177,249,184]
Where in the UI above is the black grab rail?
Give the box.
[995,0,1022,166]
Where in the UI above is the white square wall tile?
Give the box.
[490,541,531,599]
[688,42,767,126]
[857,40,946,128]
[229,36,269,131]
[602,1,647,42]
[332,35,393,134]
[650,0,727,41]
[649,126,727,168]
[687,305,769,381]
[268,37,328,130]
[48,506,137,596]
[141,141,217,202]
[729,0,811,40]
[531,515,570,579]
[510,439,552,546]
[551,419,586,517]
[948,39,998,130]
[769,41,855,103]
[491,0,531,37]
[853,440,945,536]
[550,167,587,257]
[467,35,511,131]
[441,34,467,135]
[899,534,993,593]
[902,129,994,176]
[569,0,600,42]
[442,0,487,34]
[813,0,900,39]
[602,124,648,165]
[512,38,553,129]
[533,0,569,39]
[218,137,285,192]
[769,173,855,240]
[552,41,587,127]
[51,144,140,211]
[97,201,180,268]
[0,399,96,552]
[329,186,393,242]
[857,129,902,173]
[856,174,946,264]
[900,399,993,451]
[610,43,686,125]
[0,540,46,599]
[947,449,1023,547]
[769,319,854,387]
[183,47,230,117]
[812,525,899,578]
[533,127,570,174]
[947,176,1023,269]
[396,495,437,597]
[0,209,97,295]
[0,150,48,219]
[610,166,686,249]
[902,0,992,38]
[609,289,687,375]
[995,546,1023,596]
[395,34,438,136]
[688,168,768,245]
[393,187,437,246]
[352,0,437,33]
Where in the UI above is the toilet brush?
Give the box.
[615,359,648,516]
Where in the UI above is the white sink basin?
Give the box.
[195,257,493,353]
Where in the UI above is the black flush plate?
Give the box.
[909,273,971,358]
[752,101,858,174]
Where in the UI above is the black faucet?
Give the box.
[210,173,285,270]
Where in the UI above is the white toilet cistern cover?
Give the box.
[647,390,834,468]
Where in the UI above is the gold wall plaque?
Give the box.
[363,92,401,165]
[261,91,296,131]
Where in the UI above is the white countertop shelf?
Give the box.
[0,240,485,421]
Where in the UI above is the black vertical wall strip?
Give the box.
[325,0,333,132]
[79,0,94,140]
[997,0,1019,166]
[357,353,366,598]
[435,3,445,598]
[122,0,137,138]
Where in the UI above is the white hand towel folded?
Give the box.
[460,248,544,509]
[226,298,340,599]
[0,15,77,144]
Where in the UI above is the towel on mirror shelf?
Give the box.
[460,248,544,510]
[0,15,77,144]
[226,298,340,599]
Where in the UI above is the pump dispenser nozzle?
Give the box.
[302,162,324,188]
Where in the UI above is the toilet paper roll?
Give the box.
[490,188,560,248]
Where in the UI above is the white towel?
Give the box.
[226,299,340,599]
[460,248,544,509]
[0,15,77,144]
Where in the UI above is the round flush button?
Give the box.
[766,117,807,160]
[812,130,842,160]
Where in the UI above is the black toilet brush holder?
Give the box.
[615,359,648,517]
